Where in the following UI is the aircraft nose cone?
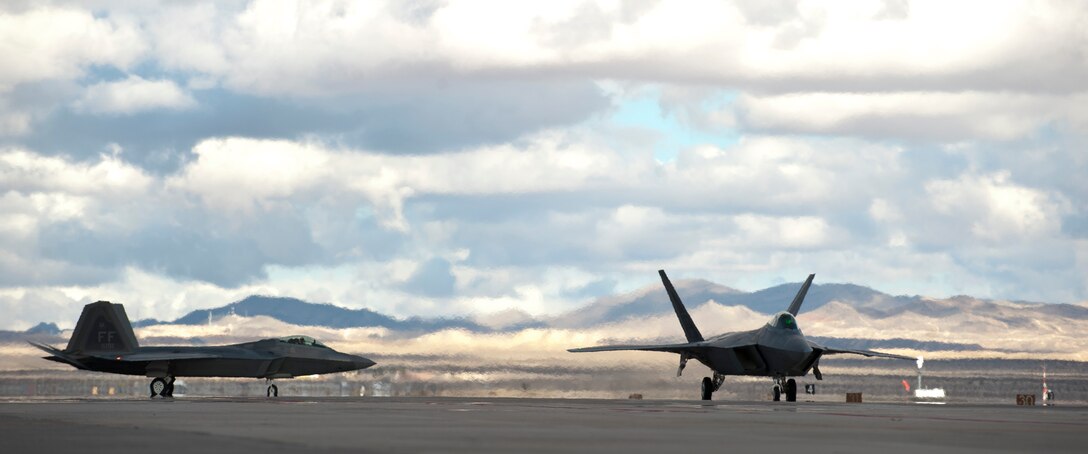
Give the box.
[352,356,376,370]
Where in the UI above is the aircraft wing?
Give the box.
[92,352,226,362]
[809,340,914,360]
[568,341,707,354]
[569,329,758,354]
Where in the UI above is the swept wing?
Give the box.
[808,340,914,360]
[92,351,227,362]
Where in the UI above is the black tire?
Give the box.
[785,379,797,402]
[267,384,278,397]
[772,385,781,402]
[700,377,713,401]
[150,378,166,398]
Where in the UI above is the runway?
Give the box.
[1,397,1085,453]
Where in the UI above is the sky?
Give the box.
[1,0,1086,330]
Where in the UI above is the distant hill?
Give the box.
[166,295,487,332]
[550,279,925,328]
[549,278,1088,329]
[739,282,921,314]
[0,322,63,343]
[549,279,743,328]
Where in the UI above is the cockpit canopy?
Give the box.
[768,312,800,330]
[277,335,329,348]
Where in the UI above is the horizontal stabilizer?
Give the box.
[28,341,86,369]
[27,341,62,355]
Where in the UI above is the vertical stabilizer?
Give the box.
[65,301,139,353]
[658,270,704,343]
[786,274,816,316]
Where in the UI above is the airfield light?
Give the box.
[916,356,924,391]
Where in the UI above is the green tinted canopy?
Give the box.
[769,313,799,330]
[277,335,329,348]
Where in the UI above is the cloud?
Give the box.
[0,6,147,136]
[0,7,145,91]
[7,1,1088,165]
[72,76,196,115]
[5,113,1085,312]
[169,133,646,230]
[926,171,1069,242]
[0,1,1085,328]
[734,214,833,249]
[122,0,1087,95]
[737,91,1075,141]
[168,137,331,213]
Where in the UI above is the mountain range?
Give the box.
[132,296,486,332]
[4,279,1087,355]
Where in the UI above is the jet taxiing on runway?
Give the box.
[570,270,914,401]
[30,301,376,398]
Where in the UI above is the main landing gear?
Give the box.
[266,379,278,397]
[699,373,725,401]
[771,376,797,402]
[150,376,176,398]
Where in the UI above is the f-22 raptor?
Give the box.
[31,301,376,398]
[570,270,913,401]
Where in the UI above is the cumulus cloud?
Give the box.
[926,171,1070,242]
[737,92,1076,141]
[125,0,1087,95]
[734,214,833,249]
[0,0,1085,328]
[0,7,145,91]
[7,1,1088,158]
[169,133,646,230]
[72,76,196,115]
[0,6,147,135]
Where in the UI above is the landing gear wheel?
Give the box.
[700,377,713,401]
[772,384,781,402]
[163,376,176,398]
[150,377,166,398]
[785,379,797,402]
[267,384,278,397]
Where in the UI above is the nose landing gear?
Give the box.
[266,379,278,397]
[771,376,797,402]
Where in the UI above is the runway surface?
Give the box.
[1,397,1085,453]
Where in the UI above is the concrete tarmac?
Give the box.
[1,397,1085,453]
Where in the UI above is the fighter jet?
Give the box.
[30,301,376,398]
[570,270,913,401]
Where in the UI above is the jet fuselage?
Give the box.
[57,340,375,379]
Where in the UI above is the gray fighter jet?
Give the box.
[30,300,376,398]
[570,270,913,401]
